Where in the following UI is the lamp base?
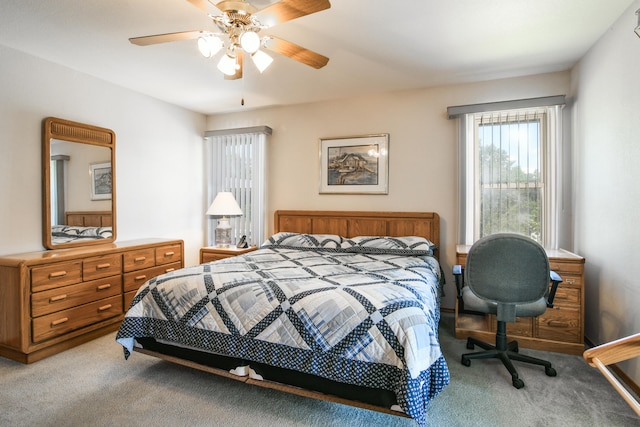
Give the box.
[215,217,232,247]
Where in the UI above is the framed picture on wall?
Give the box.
[319,134,389,194]
[90,162,112,200]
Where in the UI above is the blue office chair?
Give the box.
[454,233,562,389]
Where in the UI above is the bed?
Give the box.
[116,211,449,426]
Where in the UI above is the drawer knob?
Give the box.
[49,294,67,303]
[97,284,112,291]
[165,268,175,273]
[49,271,67,279]
[96,263,111,270]
[98,304,113,312]
[164,251,175,257]
[134,256,146,263]
[51,317,69,327]
[135,275,147,281]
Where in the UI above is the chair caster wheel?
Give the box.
[545,366,557,377]
[466,342,474,350]
[461,356,471,367]
[512,378,525,389]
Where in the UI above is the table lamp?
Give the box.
[206,192,243,247]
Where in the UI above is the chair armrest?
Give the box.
[546,270,562,308]
[453,265,464,297]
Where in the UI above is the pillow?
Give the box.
[340,236,436,256]
[261,232,343,249]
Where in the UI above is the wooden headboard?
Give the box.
[65,211,112,227]
[274,210,440,257]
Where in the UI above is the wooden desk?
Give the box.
[455,245,585,355]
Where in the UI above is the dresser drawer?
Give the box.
[155,244,182,265]
[31,295,122,343]
[537,306,581,343]
[123,261,182,293]
[32,276,122,318]
[31,261,83,292]
[123,248,156,272]
[83,254,122,281]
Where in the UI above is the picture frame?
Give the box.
[319,134,389,194]
[90,162,112,200]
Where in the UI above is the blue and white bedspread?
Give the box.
[117,233,450,426]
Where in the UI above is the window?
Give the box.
[204,126,271,247]
[449,96,564,248]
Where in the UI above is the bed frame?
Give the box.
[134,210,441,417]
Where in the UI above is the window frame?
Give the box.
[449,97,564,248]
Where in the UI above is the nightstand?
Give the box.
[199,246,258,263]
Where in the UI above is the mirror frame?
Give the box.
[43,117,117,249]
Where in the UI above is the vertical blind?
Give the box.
[205,127,270,246]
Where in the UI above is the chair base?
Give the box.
[461,321,557,389]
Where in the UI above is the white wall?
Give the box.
[207,71,571,309]
[0,45,206,266]
[571,0,640,381]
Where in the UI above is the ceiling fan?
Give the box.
[129,0,331,80]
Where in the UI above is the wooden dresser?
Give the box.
[455,245,585,355]
[0,238,183,363]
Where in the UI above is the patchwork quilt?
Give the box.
[51,225,112,244]
[116,233,450,426]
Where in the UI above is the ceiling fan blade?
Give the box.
[225,50,244,80]
[255,0,330,26]
[129,30,209,46]
[265,36,329,69]
[187,0,223,14]
[186,0,209,12]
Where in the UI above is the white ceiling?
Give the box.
[0,0,635,115]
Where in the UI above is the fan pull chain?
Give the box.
[241,64,246,106]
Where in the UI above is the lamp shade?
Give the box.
[207,192,243,217]
[251,49,273,73]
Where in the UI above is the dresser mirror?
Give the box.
[43,117,116,249]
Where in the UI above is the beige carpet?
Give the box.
[0,312,637,427]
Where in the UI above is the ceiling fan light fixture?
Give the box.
[240,31,261,53]
[198,36,223,58]
[217,54,237,75]
[251,49,273,73]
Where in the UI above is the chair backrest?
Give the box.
[466,233,550,305]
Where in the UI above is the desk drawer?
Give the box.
[549,261,583,275]
[537,306,581,343]
[123,248,156,272]
[83,254,122,281]
[155,244,182,265]
[32,276,122,317]
[551,286,580,307]
[32,295,122,343]
[123,262,182,293]
[489,315,533,337]
[31,261,83,292]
